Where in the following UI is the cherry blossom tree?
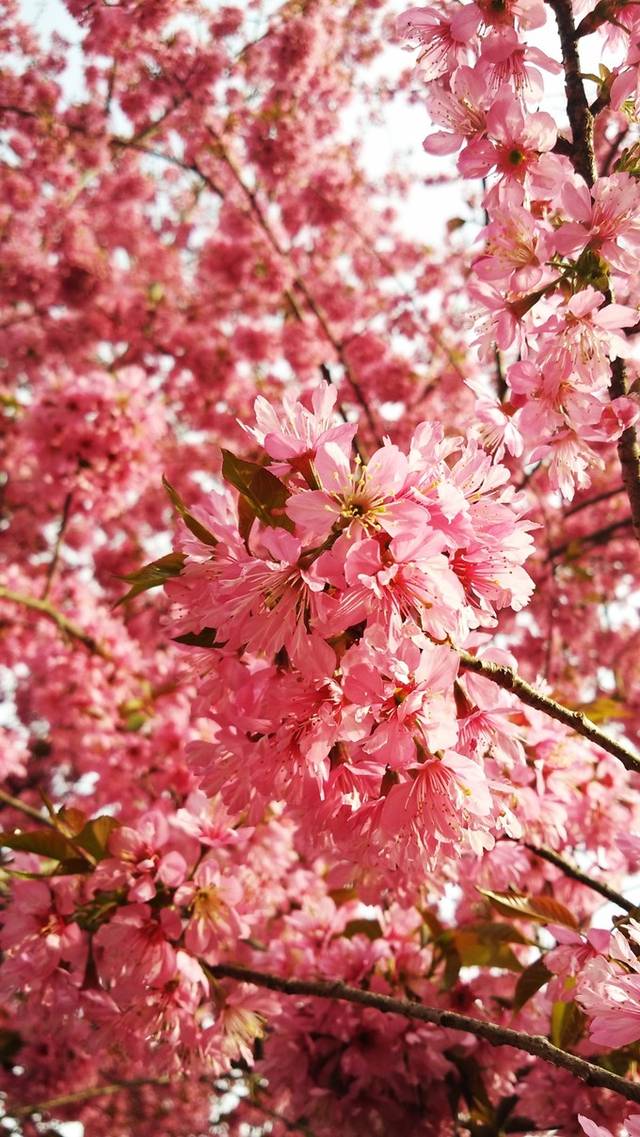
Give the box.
[3,0,640,1133]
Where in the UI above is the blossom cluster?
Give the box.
[0,797,290,1077]
[3,0,640,1131]
[400,1,640,496]
[164,384,534,872]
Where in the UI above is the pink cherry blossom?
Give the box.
[396,5,480,80]
[4,1,640,1132]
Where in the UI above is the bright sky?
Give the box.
[16,0,469,241]
[17,0,611,245]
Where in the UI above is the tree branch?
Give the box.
[206,127,382,444]
[546,1,640,540]
[210,964,640,1103]
[42,491,73,600]
[564,486,625,516]
[10,1077,170,1117]
[0,788,57,829]
[609,356,640,543]
[525,843,639,914]
[457,650,640,775]
[0,586,111,659]
[547,515,633,560]
[546,0,595,185]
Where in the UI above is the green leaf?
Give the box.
[420,908,445,938]
[0,828,79,861]
[162,476,218,546]
[460,921,530,946]
[122,710,148,731]
[173,626,222,648]
[550,999,587,1049]
[574,695,630,723]
[478,889,578,929]
[55,806,87,837]
[342,918,383,941]
[221,449,294,535]
[0,814,117,870]
[44,858,92,875]
[328,886,357,906]
[74,816,119,861]
[445,1051,493,1119]
[451,928,523,973]
[435,922,527,989]
[505,1118,539,1135]
[513,957,552,1011]
[594,1043,640,1075]
[116,551,186,605]
[495,1096,520,1129]
[442,938,462,989]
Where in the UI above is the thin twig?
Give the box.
[0,586,110,659]
[494,345,507,402]
[3,99,380,445]
[42,491,73,600]
[110,137,226,197]
[457,650,640,775]
[249,1096,316,1136]
[11,1077,170,1117]
[0,788,57,829]
[547,516,633,560]
[210,963,640,1104]
[564,486,625,517]
[206,126,382,444]
[525,843,639,914]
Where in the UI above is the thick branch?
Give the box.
[0,586,110,659]
[609,357,640,543]
[457,650,640,775]
[210,964,640,1103]
[545,3,640,538]
[526,843,639,914]
[546,0,595,185]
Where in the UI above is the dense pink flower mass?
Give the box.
[3,0,640,1133]
[164,386,536,871]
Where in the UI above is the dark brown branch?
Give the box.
[547,516,633,560]
[42,491,73,600]
[525,843,639,914]
[210,964,640,1104]
[609,357,640,543]
[494,345,507,402]
[564,486,625,516]
[602,127,629,176]
[546,0,595,185]
[457,650,640,775]
[545,3,640,539]
[110,137,226,197]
